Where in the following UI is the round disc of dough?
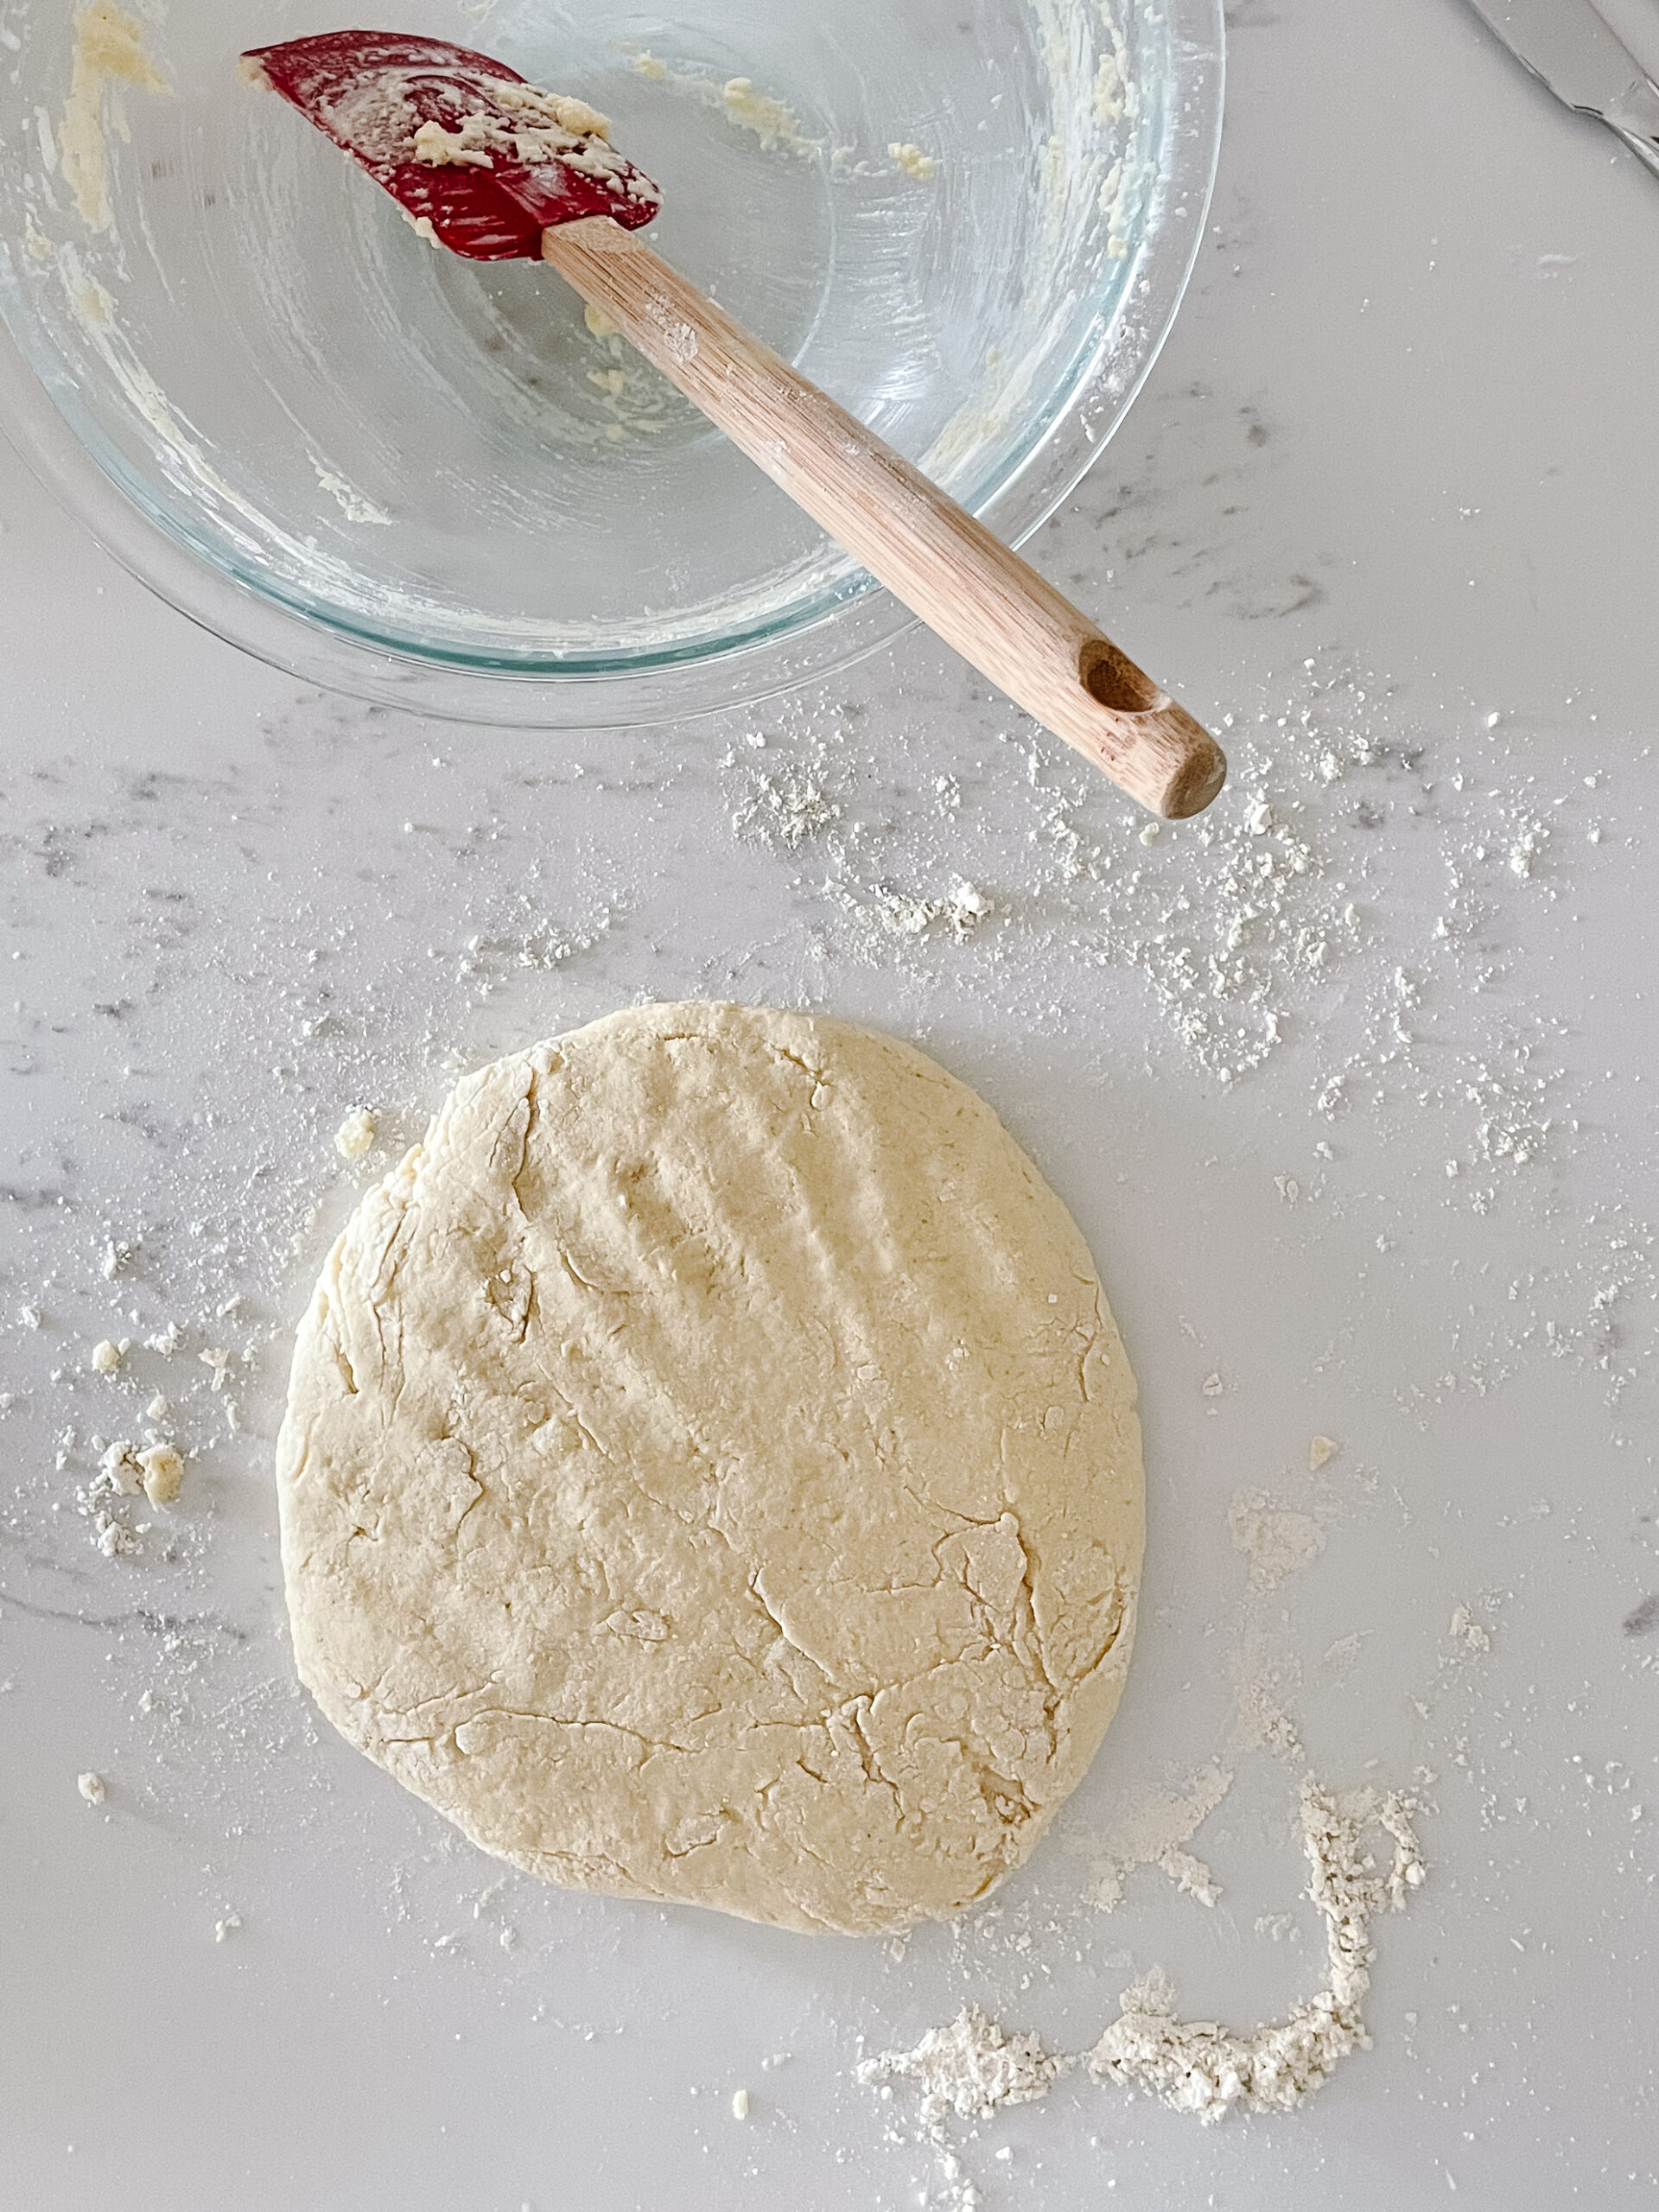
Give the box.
[277,1002,1142,1935]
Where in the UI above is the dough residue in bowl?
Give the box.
[60,2,168,232]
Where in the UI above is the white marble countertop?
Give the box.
[4,3,1658,2206]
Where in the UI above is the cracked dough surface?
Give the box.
[276,1002,1143,1935]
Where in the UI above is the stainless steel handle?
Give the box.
[1606,74,1659,177]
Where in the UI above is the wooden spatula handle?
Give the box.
[543,217,1224,818]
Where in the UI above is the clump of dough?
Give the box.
[138,1444,184,1506]
[889,141,938,181]
[277,1003,1144,1936]
[410,83,614,174]
[334,1108,378,1159]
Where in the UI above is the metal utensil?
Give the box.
[1462,0,1659,175]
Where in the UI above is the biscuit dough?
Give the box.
[276,1002,1142,1935]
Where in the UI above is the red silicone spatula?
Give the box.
[245,30,1226,817]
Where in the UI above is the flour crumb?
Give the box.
[730,2088,750,2120]
[95,1512,137,1558]
[1089,1778,1426,2122]
[1308,1434,1340,1471]
[99,1438,143,1494]
[214,1913,243,1942]
[858,2005,1066,2123]
[1449,1605,1491,1654]
[1230,1488,1325,1592]
[78,1770,107,1804]
[100,1239,132,1280]
[89,1338,124,1373]
[334,1107,378,1159]
[734,772,841,853]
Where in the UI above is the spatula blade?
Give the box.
[244,30,661,260]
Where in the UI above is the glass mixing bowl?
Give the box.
[0,0,1223,726]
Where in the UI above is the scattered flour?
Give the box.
[858,2004,1068,2122]
[1229,1486,1326,1592]
[830,878,995,948]
[867,1782,1427,2143]
[858,2006,1069,2211]
[1232,1623,1306,1761]
[1083,1759,1233,1910]
[1308,1433,1340,1471]
[734,772,842,853]
[78,1770,107,1804]
[1090,1779,1427,2122]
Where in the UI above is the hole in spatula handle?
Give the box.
[1080,638,1164,715]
